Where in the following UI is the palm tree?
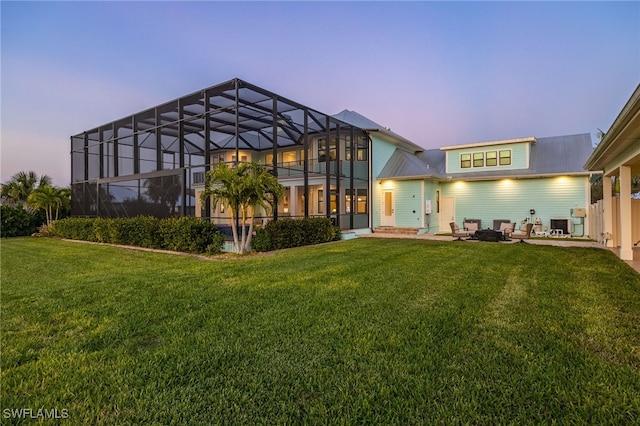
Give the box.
[1,171,52,206]
[239,162,284,252]
[201,162,283,254]
[26,185,70,226]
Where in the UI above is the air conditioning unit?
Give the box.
[572,208,586,218]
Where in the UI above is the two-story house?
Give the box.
[70,78,594,238]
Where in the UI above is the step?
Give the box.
[373,227,421,235]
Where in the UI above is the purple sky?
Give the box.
[2,1,639,187]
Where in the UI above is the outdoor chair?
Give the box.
[493,219,511,232]
[499,222,516,240]
[463,221,479,240]
[511,223,533,243]
[450,222,469,241]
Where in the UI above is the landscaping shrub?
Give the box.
[256,217,338,251]
[158,217,224,254]
[250,228,272,252]
[50,217,95,241]
[0,205,47,237]
[50,216,224,255]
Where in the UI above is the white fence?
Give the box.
[589,197,640,246]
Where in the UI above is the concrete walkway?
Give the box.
[360,232,640,274]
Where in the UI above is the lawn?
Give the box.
[2,237,639,424]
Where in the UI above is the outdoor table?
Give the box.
[474,229,503,242]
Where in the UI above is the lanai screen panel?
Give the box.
[70,78,368,228]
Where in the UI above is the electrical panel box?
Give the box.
[572,208,586,218]
[425,200,432,214]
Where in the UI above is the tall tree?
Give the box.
[26,185,70,226]
[1,171,52,206]
[201,162,283,254]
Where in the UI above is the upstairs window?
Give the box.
[318,138,337,162]
[460,153,471,168]
[486,151,497,166]
[460,149,512,169]
[346,136,367,162]
[473,152,484,167]
[499,150,511,165]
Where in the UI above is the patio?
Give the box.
[361,231,640,275]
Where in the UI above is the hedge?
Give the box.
[50,216,224,255]
[1,205,47,237]
[251,217,339,252]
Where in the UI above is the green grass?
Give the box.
[2,237,639,424]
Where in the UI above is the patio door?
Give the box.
[381,190,395,226]
[439,196,455,232]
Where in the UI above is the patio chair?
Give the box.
[463,221,479,240]
[511,223,533,243]
[450,222,469,241]
[499,222,516,241]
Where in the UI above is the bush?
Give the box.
[50,216,224,255]
[257,217,338,251]
[250,228,272,252]
[158,217,224,254]
[1,205,47,237]
[51,217,96,241]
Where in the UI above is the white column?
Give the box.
[289,186,297,218]
[619,166,633,260]
[603,176,614,247]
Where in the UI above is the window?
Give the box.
[499,150,511,165]
[460,153,471,168]
[461,149,511,169]
[356,189,367,213]
[318,138,336,162]
[486,151,497,166]
[345,189,367,214]
[357,137,368,161]
[473,152,484,168]
[346,136,367,161]
[283,151,296,165]
[212,153,225,164]
[318,189,323,214]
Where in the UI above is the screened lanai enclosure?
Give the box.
[71,78,371,230]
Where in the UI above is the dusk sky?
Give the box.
[2,1,639,187]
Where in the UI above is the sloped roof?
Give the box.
[332,109,424,153]
[378,133,594,180]
[378,149,446,180]
[584,84,640,175]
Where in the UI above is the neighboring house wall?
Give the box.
[441,175,589,235]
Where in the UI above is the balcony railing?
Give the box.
[267,159,343,178]
[192,159,345,185]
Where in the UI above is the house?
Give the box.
[584,84,640,261]
[372,132,594,236]
[70,78,594,238]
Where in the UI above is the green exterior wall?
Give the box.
[372,136,404,228]
[389,180,423,227]
[440,175,589,234]
[423,181,440,233]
